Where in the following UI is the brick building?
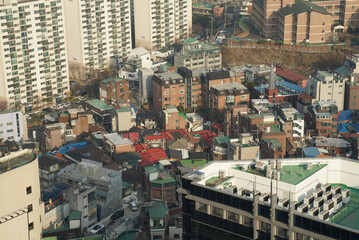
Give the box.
[252,0,359,43]
[260,131,287,158]
[162,108,187,131]
[99,78,129,106]
[44,123,66,150]
[58,108,89,136]
[210,82,249,112]
[103,133,135,154]
[308,101,338,137]
[152,68,240,112]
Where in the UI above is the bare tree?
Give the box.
[68,61,86,80]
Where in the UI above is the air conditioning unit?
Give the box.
[304,194,314,207]
[290,201,298,210]
[331,185,341,195]
[322,183,331,192]
[237,188,245,196]
[266,169,272,179]
[323,191,332,201]
[224,185,237,194]
[342,189,350,204]
[277,160,283,169]
[333,193,343,211]
[278,198,289,208]
[314,188,323,198]
[319,210,329,220]
[309,207,319,217]
[324,199,334,215]
[260,193,270,202]
[273,171,280,180]
[270,161,275,169]
[297,203,308,213]
[314,197,324,210]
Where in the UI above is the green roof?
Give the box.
[0,153,36,174]
[279,0,330,16]
[101,77,126,84]
[184,38,198,44]
[263,138,282,149]
[122,181,132,188]
[117,231,137,240]
[144,165,160,174]
[235,164,327,185]
[279,164,327,184]
[0,108,20,115]
[43,219,70,234]
[180,160,208,168]
[148,203,168,219]
[213,136,230,145]
[193,3,213,8]
[151,176,176,184]
[69,210,82,221]
[86,99,112,111]
[117,106,132,113]
[73,236,105,240]
[318,70,332,77]
[335,66,352,77]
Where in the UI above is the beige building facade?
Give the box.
[0,150,44,240]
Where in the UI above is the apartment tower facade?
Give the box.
[133,0,192,50]
[0,0,69,108]
[63,0,132,78]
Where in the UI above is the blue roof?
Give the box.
[276,81,306,92]
[338,110,354,123]
[254,85,268,94]
[338,123,359,133]
[302,147,321,158]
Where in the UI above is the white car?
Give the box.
[130,202,138,211]
[89,224,104,234]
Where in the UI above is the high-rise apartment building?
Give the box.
[0,0,69,108]
[133,0,192,50]
[63,0,132,77]
[0,149,44,240]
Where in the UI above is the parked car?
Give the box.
[89,224,104,234]
[130,202,138,211]
[110,208,124,221]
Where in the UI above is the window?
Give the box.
[153,235,162,240]
[260,221,270,232]
[243,216,253,226]
[6,122,13,126]
[196,202,207,213]
[227,211,239,222]
[174,234,180,238]
[277,227,288,237]
[211,206,223,217]
[26,186,32,194]
[28,222,34,231]
[27,204,33,212]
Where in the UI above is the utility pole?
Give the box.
[210,16,214,39]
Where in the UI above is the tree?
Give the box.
[68,61,86,80]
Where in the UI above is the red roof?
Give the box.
[134,143,148,153]
[298,93,315,100]
[145,135,164,141]
[140,148,168,166]
[122,132,140,143]
[160,129,188,140]
[276,68,308,83]
[189,130,217,145]
[211,123,224,131]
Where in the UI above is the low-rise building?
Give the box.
[186,113,203,133]
[273,103,305,139]
[141,201,169,240]
[227,133,260,160]
[103,133,135,154]
[99,78,130,106]
[64,185,97,233]
[162,108,187,131]
[211,136,230,160]
[308,101,339,137]
[58,159,122,219]
[306,71,346,111]
[210,82,249,112]
[116,106,136,132]
[44,123,66,151]
[174,38,221,71]
[0,108,26,142]
[276,68,308,88]
[86,99,114,127]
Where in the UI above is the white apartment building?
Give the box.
[134,0,192,50]
[0,0,69,108]
[0,108,26,142]
[0,149,44,240]
[63,0,132,76]
[306,71,346,111]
